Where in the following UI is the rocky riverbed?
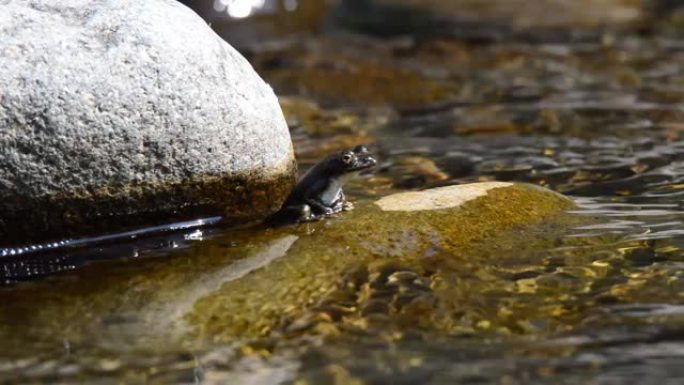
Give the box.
[3,0,684,384]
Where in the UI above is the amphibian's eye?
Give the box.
[342,153,354,164]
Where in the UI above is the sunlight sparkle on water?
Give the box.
[213,0,267,19]
[284,0,298,11]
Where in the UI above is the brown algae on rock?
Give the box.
[0,163,297,248]
[187,182,577,340]
[0,182,611,355]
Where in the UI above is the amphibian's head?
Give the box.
[325,145,377,176]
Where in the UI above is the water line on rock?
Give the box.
[0,216,224,258]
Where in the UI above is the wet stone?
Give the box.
[0,0,295,247]
[185,182,580,340]
[0,182,580,348]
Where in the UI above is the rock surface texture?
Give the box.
[0,0,295,246]
[186,182,579,339]
[0,183,584,346]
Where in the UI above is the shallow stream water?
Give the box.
[3,1,684,383]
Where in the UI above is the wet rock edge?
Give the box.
[0,158,297,248]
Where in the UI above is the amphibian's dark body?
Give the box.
[268,145,376,225]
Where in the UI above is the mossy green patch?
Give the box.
[186,183,578,340]
[0,183,602,353]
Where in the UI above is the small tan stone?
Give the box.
[375,182,513,212]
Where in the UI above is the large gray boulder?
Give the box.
[0,0,296,246]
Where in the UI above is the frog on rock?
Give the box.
[268,145,377,225]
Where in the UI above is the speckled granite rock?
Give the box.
[0,0,295,246]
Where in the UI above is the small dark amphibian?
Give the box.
[268,145,376,225]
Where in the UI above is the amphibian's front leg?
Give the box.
[339,190,355,211]
[331,190,353,212]
[305,198,335,217]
